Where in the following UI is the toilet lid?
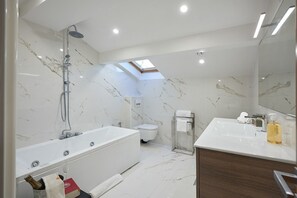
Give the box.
[137,124,158,130]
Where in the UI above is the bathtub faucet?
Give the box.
[112,122,122,127]
[59,131,82,139]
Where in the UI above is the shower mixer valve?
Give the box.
[59,131,82,139]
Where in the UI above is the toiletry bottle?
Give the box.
[283,116,296,147]
[267,113,282,144]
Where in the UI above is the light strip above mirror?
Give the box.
[272,6,295,36]
[253,13,266,38]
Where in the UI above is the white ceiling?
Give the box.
[150,46,257,78]
[78,0,277,52]
[21,0,279,52]
[20,0,282,78]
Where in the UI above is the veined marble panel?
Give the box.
[17,19,139,148]
[127,96,144,128]
[137,76,253,148]
[259,72,295,115]
[19,19,290,152]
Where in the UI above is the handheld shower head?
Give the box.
[68,25,84,38]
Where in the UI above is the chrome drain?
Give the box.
[90,142,94,147]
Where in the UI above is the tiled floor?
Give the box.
[101,143,196,198]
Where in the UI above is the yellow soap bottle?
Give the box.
[267,113,282,144]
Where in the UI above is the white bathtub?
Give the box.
[16,126,140,198]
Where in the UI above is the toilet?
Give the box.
[135,124,158,143]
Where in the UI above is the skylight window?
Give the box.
[130,59,158,73]
[135,59,155,69]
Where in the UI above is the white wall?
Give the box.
[17,19,295,150]
[17,19,139,148]
[252,58,296,148]
[135,60,296,149]
[136,76,254,148]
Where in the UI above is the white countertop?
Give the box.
[194,118,296,164]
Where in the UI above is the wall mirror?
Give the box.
[258,0,296,115]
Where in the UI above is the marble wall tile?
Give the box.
[18,18,294,151]
[128,97,144,127]
[17,19,139,148]
[259,72,295,115]
[137,76,254,148]
[252,63,296,149]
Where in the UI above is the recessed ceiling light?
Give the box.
[261,77,265,80]
[80,75,84,79]
[37,55,42,59]
[180,5,188,13]
[218,80,222,82]
[60,48,63,52]
[199,59,205,64]
[113,28,119,34]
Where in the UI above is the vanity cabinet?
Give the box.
[196,148,295,198]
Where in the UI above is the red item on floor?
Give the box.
[64,178,80,198]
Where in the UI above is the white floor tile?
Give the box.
[101,143,196,198]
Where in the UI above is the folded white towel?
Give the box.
[42,173,65,198]
[89,174,123,198]
[176,110,191,117]
[176,118,190,132]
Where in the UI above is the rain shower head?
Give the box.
[69,30,84,38]
[68,25,84,38]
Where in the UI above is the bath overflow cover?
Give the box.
[90,142,94,147]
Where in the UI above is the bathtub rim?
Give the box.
[16,126,139,181]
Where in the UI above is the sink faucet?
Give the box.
[253,114,267,132]
[257,117,267,132]
[245,114,267,132]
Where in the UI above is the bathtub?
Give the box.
[16,126,140,198]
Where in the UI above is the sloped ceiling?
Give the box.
[150,46,257,78]
[20,0,282,78]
